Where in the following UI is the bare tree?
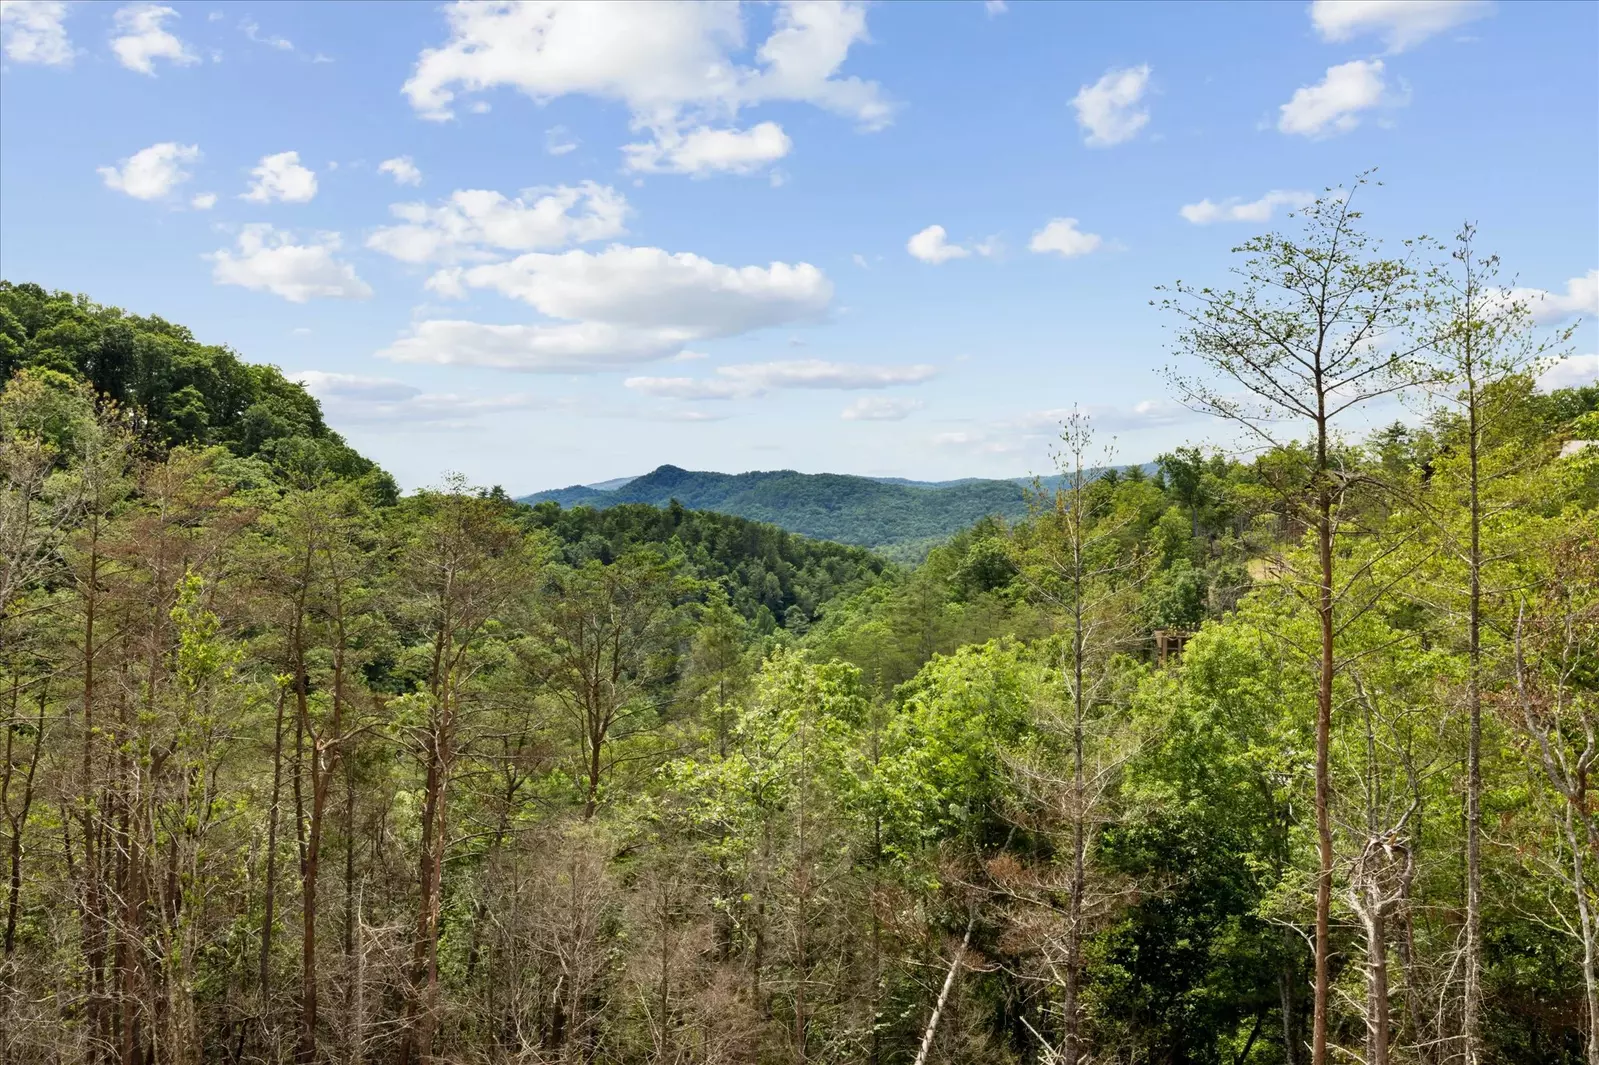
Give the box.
[1161,176,1429,1065]
[1417,223,1572,1060]
[1002,409,1143,1064]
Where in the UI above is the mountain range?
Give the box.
[518,464,1145,554]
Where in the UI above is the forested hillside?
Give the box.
[3,193,1599,1065]
[520,464,1038,553]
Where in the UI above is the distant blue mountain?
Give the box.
[519,464,1151,550]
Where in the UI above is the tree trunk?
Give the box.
[1463,365,1484,1065]
[1313,449,1335,1065]
[299,768,327,1064]
[912,917,974,1065]
[262,688,287,1020]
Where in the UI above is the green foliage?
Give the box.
[0,280,393,498]
[524,463,1085,550]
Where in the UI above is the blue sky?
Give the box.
[2,0,1595,493]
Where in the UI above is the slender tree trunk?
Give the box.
[299,770,327,1064]
[399,728,443,1065]
[1062,638,1086,1065]
[1280,952,1297,1065]
[1359,883,1391,1065]
[2,683,44,954]
[1568,801,1599,1065]
[912,917,974,1065]
[1313,437,1335,1065]
[262,688,287,1019]
[1463,359,1484,1065]
[79,534,112,1061]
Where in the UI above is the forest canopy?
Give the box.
[3,189,1599,1065]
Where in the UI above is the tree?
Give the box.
[392,481,533,1065]
[1418,224,1572,1061]
[525,550,687,819]
[1162,177,1429,1065]
[1003,409,1144,1064]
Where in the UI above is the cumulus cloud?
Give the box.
[1071,64,1151,147]
[243,151,318,203]
[378,156,423,186]
[1179,189,1315,225]
[906,225,970,265]
[379,320,697,373]
[624,121,792,175]
[291,370,547,429]
[1029,218,1102,258]
[1278,59,1390,137]
[190,191,217,210]
[97,141,200,200]
[626,359,936,400]
[2,0,73,66]
[1507,270,1598,326]
[209,225,373,303]
[401,1,891,173]
[367,182,630,264]
[110,4,196,75]
[842,397,923,420]
[382,236,835,374]
[1310,0,1491,53]
[431,245,832,336]
[1538,353,1597,392]
[380,245,834,372]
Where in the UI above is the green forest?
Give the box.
[520,465,1043,556]
[3,191,1598,1065]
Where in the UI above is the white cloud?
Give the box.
[242,151,318,203]
[907,224,970,265]
[1508,270,1599,326]
[1310,0,1491,53]
[985,0,1008,15]
[624,121,792,175]
[626,359,935,400]
[97,141,200,200]
[843,397,923,420]
[1071,64,1151,147]
[291,370,546,428]
[1029,218,1102,258]
[1179,189,1315,225]
[190,191,217,210]
[1278,59,1389,137]
[110,4,196,75]
[379,320,695,373]
[546,125,578,155]
[402,0,891,173]
[367,182,629,264]
[433,245,832,336]
[240,16,292,51]
[2,0,73,66]
[1538,354,1597,392]
[385,240,834,373]
[209,225,373,303]
[378,156,422,186]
